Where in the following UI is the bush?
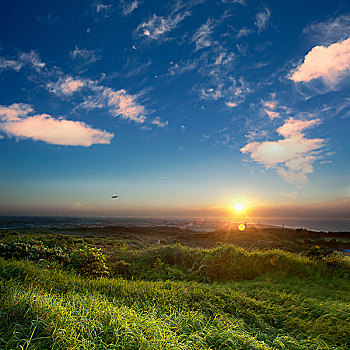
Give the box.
[0,241,69,263]
[69,246,109,277]
[108,259,131,277]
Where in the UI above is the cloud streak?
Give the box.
[254,7,270,32]
[136,11,190,40]
[192,18,214,51]
[47,76,86,95]
[121,0,141,16]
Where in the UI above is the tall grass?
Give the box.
[109,243,350,281]
[0,257,349,349]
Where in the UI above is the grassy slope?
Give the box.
[1,257,350,349]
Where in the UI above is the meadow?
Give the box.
[0,228,349,349]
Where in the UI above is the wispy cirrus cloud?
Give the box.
[135,0,205,41]
[236,27,252,39]
[70,46,101,67]
[192,18,214,51]
[254,7,270,33]
[261,97,281,120]
[303,14,350,46]
[136,11,190,40]
[47,76,86,95]
[151,117,168,128]
[121,0,141,16]
[290,37,350,86]
[94,2,112,18]
[221,0,245,5]
[0,57,23,72]
[241,118,324,183]
[0,103,113,146]
[78,83,147,123]
[102,87,146,123]
[0,50,45,74]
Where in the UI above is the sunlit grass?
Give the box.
[0,247,349,349]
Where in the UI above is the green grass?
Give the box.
[0,256,349,349]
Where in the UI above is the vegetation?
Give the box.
[0,229,349,349]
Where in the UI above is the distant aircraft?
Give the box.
[111,195,119,198]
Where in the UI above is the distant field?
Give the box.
[0,227,349,349]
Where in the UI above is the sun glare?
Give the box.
[233,203,245,212]
[238,223,246,231]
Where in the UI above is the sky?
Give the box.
[0,0,349,219]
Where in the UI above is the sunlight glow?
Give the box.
[233,203,245,212]
[238,223,246,231]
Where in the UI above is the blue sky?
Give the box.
[0,0,349,218]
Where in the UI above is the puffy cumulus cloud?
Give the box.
[136,11,190,40]
[47,76,86,95]
[291,37,350,84]
[121,0,141,16]
[0,103,34,121]
[254,7,270,32]
[0,103,113,146]
[241,118,324,183]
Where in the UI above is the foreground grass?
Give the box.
[0,258,349,349]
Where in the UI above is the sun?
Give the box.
[233,203,245,212]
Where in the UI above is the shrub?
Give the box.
[0,241,69,263]
[108,259,131,277]
[69,246,109,277]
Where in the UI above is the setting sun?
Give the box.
[233,203,246,212]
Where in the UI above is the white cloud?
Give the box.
[225,101,238,108]
[136,11,190,40]
[70,46,100,66]
[241,118,324,183]
[151,117,168,128]
[0,103,113,146]
[264,109,280,120]
[236,27,252,39]
[303,15,350,46]
[192,18,214,51]
[222,0,245,5]
[0,103,34,121]
[102,87,146,123]
[18,51,45,71]
[200,86,223,100]
[254,7,270,32]
[95,2,112,15]
[47,76,86,95]
[262,100,275,109]
[0,57,23,72]
[0,51,45,74]
[290,37,350,85]
[121,0,141,16]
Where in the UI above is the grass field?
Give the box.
[0,229,349,349]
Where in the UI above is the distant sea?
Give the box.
[0,216,350,232]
